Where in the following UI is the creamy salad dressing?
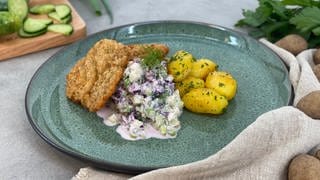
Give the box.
[115,123,178,141]
[96,104,117,126]
[97,105,179,141]
[97,58,184,141]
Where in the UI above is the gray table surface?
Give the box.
[0,0,257,179]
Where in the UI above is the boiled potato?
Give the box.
[205,71,237,100]
[176,76,205,97]
[189,58,218,79]
[168,50,194,82]
[182,88,228,114]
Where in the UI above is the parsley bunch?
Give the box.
[236,0,320,47]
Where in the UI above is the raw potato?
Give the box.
[182,88,228,114]
[314,49,320,65]
[288,154,320,180]
[189,58,218,79]
[316,150,320,160]
[205,71,237,100]
[176,76,205,97]
[313,64,320,81]
[275,34,308,55]
[296,91,320,119]
[168,50,194,82]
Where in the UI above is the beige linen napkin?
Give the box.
[73,39,320,180]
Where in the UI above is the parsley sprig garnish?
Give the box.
[236,0,320,47]
[141,47,164,68]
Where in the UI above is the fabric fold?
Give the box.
[295,50,320,106]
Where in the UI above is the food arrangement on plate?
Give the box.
[65,38,237,140]
[25,21,292,171]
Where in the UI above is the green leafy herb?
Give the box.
[282,0,320,7]
[141,47,164,68]
[236,3,272,27]
[236,0,320,47]
[312,26,320,36]
[290,7,320,33]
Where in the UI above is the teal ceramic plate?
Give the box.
[25,21,292,174]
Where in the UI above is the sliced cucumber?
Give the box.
[48,12,71,24]
[18,28,46,38]
[55,4,71,19]
[30,4,55,14]
[47,24,73,35]
[23,18,48,33]
[48,12,61,21]
[34,18,53,25]
[61,14,72,24]
[8,0,28,20]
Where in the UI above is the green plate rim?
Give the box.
[25,20,293,174]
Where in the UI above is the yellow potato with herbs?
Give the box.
[176,76,205,97]
[182,88,228,114]
[189,59,218,79]
[168,50,194,82]
[205,71,237,100]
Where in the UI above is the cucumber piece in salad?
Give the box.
[30,4,55,14]
[47,24,73,35]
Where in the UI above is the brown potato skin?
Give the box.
[288,154,320,180]
[275,34,308,55]
[313,64,320,81]
[314,49,320,65]
[296,91,320,119]
[316,150,320,160]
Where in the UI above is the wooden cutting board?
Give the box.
[0,0,86,61]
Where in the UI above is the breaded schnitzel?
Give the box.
[66,39,169,112]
